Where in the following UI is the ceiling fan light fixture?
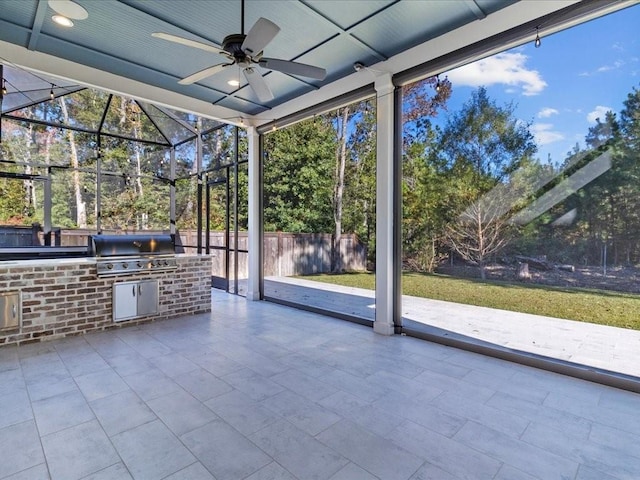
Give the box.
[52,14,74,27]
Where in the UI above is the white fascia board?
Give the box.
[0,39,241,126]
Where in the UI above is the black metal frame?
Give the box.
[204,126,248,295]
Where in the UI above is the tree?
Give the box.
[343,101,377,266]
[263,117,335,233]
[435,87,537,276]
[58,97,87,227]
[439,87,536,183]
[332,106,349,272]
[445,193,514,279]
[401,76,452,272]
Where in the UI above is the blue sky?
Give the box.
[437,4,640,165]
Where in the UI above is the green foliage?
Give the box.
[263,117,335,233]
[402,77,452,272]
[437,86,537,184]
[4,72,640,287]
[403,86,537,274]
[342,102,376,260]
[517,84,640,266]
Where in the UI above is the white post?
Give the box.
[374,73,396,335]
[247,126,261,301]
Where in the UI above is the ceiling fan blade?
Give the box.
[178,63,232,85]
[260,58,326,80]
[243,67,274,102]
[241,18,280,55]
[152,32,227,56]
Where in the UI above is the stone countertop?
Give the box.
[0,257,96,268]
[0,253,211,269]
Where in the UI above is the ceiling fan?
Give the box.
[152,0,326,103]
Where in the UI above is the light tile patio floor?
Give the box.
[265,276,640,378]
[1,289,639,479]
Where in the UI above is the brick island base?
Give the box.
[0,255,212,346]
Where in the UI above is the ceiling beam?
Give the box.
[27,0,48,51]
[297,0,392,62]
[464,1,487,20]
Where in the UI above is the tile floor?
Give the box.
[265,276,640,378]
[1,290,639,480]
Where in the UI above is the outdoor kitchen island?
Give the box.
[0,254,212,346]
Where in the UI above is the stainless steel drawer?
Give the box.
[0,291,21,330]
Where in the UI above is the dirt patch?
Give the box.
[436,264,640,294]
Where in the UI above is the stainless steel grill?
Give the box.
[90,234,177,277]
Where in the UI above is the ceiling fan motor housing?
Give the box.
[223,34,250,58]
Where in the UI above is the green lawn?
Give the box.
[300,272,640,330]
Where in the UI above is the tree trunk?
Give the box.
[58,98,87,227]
[479,263,486,280]
[21,126,37,219]
[517,262,530,280]
[332,106,349,272]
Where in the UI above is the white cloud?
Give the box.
[447,52,547,96]
[531,123,565,146]
[587,106,613,123]
[597,60,625,72]
[580,56,636,76]
[538,107,559,118]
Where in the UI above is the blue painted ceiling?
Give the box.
[0,0,517,117]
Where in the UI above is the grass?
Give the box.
[300,271,640,330]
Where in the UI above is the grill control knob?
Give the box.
[137,261,143,268]
[122,262,128,269]
[107,263,114,269]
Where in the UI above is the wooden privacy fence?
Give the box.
[180,231,367,277]
[264,232,367,276]
[1,226,367,277]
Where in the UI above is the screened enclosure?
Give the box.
[0,63,248,293]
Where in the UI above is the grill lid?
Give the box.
[89,234,175,258]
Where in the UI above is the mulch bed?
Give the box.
[436,264,640,294]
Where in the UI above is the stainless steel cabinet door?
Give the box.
[136,280,159,317]
[113,282,137,322]
[0,291,21,330]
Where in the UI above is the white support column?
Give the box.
[374,74,396,335]
[247,126,261,301]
